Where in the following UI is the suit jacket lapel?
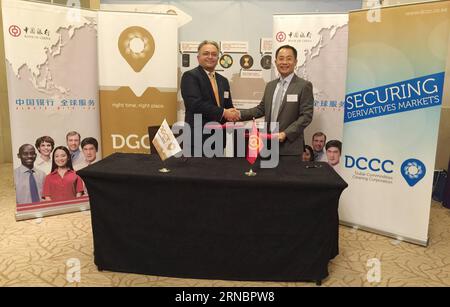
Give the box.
[217,75,223,107]
[266,80,277,122]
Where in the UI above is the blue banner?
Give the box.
[344,72,445,122]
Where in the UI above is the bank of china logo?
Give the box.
[401,159,426,187]
[276,31,286,42]
[9,25,21,37]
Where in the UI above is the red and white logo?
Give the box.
[9,25,21,37]
[276,31,286,42]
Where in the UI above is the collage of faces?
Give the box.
[302,131,342,170]
[14,131,99,205]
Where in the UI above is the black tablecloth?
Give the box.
[78,153,348,282]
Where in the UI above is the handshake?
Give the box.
[223,108,241,122]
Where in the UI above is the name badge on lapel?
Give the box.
[224,91,230,99]
[287,94,298,102]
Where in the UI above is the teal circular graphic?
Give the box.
[240,54,254,69]
[401,159,426,187]
[260,55,271,70]
[219,54,233,69]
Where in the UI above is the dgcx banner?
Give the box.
[340,1,450,245]
[98,10,178,156]
[2,0,101,220]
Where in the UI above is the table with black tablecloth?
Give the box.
[78,153,348,283]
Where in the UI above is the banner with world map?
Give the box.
[339,1,450,245]
[273,13,348,170]
[2,0,101,220]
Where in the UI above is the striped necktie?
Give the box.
[27,169,40,203]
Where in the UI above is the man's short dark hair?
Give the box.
[18,144,34,155]
[35,136,55,151]
[275,45,297,59]
[81,137,98,151]
[326,140,342,153]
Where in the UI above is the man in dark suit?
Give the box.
[238,45,314,156]
[180,40,239,155]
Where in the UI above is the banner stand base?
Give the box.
[15,201,90,222]
[339,220,429,247]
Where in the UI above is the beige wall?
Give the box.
[436,48,450,170]
[90,0,100,9]
[0,0,99,163]
[0,0,11,163]
[362,0,436,8]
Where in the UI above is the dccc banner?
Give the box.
[340,1,450,245]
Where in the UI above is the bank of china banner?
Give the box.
[98,11,178,156]
[2,0,101,220]
[340,1,450,245]
[273,14,348,168]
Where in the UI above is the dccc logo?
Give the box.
[9,25,21,37]
[345,155,394,173]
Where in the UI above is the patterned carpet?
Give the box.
[1,162,450,287]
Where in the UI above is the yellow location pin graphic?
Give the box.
[118,26,155,73]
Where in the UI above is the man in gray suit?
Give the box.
[238,45,314,155]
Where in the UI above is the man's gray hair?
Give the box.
[197,40,220,53]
